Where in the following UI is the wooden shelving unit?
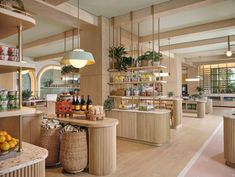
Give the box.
[108,64,167,110]
[108,65,166,72]
[0,6,36,152]
[108,80,166,85]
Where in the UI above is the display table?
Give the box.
[206,99,213,114]
[182,100,206,118]
[0,142,48,177]
[106,109,171,146]
[45,115,118,176]
[223,114,235,168]
[158,97,182,129]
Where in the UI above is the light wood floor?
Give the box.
[46,108,227,177]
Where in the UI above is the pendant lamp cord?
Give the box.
[228,35,230,51]
[77,0,80,49]
[168,38,171,75]
[64,32,66,52]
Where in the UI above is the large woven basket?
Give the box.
[60,131,88,173]
[39,127,61,166]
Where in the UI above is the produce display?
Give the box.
[0,89,19,110]
[0,45,19,62]
[0,130,18,155]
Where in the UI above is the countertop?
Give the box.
[110,109,171,114]
[45,115,119,128]
[0,142,48,175]
[224,113,235,120]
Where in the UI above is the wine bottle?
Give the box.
[72,95,76,111]
[81,95,87,111]
[87,95,93,110]
[75,96,81,111]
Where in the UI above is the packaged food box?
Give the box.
[8,47,18,56]
[0,46,8,55]
[0,55,9,61]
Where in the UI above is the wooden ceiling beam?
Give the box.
[43,0,70,6]
[140,18,235,43]
[24,29,78,50]
[34,52,64,62]
[160,35,235,51]
[114,0,223,26]
[23,0,98,27]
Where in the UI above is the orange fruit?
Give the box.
[0,135,6,143]
[8,141,16,148]
[5,134,11,141]
[1,142,10,151]
[0,131,7,136]
[5,134,12,141]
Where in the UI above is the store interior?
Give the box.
[0,0,235,177]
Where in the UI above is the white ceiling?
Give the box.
[1,15,71,46]
[1,0,235,63]
[68,0,169,18]
[122,0,235,36]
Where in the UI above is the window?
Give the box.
[200,63,235,94]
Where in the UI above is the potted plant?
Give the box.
[61,65,79,75]
[22,89,32,101]
[196,86,204,95]
[109,46,133,71]
[191,94,202,101]
[137,51,162,66]
[167,91,174,97]
[103,97,114,111]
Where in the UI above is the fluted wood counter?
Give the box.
[106,109,171,146]
[224,114,235,168]
[0,142,48,177]
[45,115,118,176]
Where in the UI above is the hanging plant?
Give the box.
[137,51,162,66]
[61,65,79,75]
[109,46,133,71]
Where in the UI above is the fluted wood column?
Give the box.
[172,99,182,129]
[224,115,235,168]
[197,101,206,118]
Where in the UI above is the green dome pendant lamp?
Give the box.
[60,0,95,68]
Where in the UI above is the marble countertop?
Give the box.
[0,142,48,175]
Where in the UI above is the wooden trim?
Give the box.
[23,0,98,27]
[140,18,235,43]
[43,0,70,5]
[115,0,223,26]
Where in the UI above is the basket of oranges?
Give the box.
[0,130,18,156]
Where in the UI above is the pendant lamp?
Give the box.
[60,0,95,68]
[226,35,232,57]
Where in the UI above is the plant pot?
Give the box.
[152,61,160,66]
[141,60,151,67]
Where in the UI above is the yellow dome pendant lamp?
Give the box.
[60,0,95,68]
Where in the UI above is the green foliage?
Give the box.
[191,94,202,100]
[43,79,53,87]
[103,97,114,111]
[137,51,162,62]
[167,91,174,97]
[61,65,78,75]
[22,89,32,101]
[196,86,204,95]
[109,46,133,71]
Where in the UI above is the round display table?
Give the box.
[224,114,235,168]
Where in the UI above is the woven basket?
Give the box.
[60,131,88,173]
[39,128,61,166]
